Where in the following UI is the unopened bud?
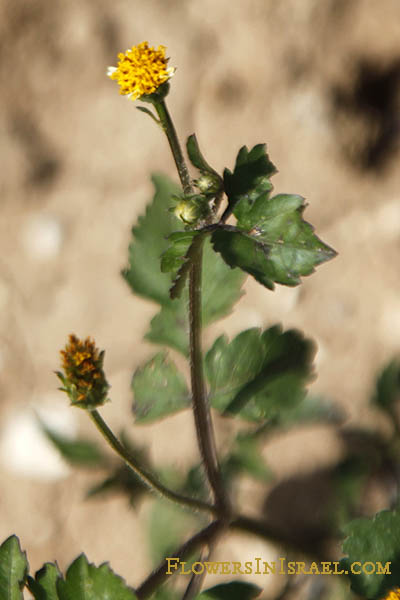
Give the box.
[195,172,222,195]
[174,196,210,225]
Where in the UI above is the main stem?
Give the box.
[188,238,229,514]
[155,100,230,516]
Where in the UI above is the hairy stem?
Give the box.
[155,101,193,195]
[136,520,224,600]
[89,409,212,514]
[188,239,230,515]
[155,100,230,516]
[135,513,335,600]
[89,414,333,559]
[181,543,217,600]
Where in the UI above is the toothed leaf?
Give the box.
[224,144,277,216]
[205,326,315,421]
[57,554,136,600]
[0,536,28,600]
[132,352,190,423]
[341,509,400,598]
[27,563,61,600]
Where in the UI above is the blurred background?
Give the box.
[1,0,400,597]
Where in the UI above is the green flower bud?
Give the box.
[195,172,223,195]
[173,195,211,225]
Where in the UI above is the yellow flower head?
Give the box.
[383,589,400,600]
[107,41,175,101]
[57,334,109,409]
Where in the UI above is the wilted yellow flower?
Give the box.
[57,334,109,409]
[107,41,175,101]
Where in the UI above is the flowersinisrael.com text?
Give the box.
[165,557,391,576]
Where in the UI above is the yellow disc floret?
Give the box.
[108,41,175,101]
[383,589,400,600]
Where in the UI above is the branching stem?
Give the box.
[89,414,332,559]
[136,520,224,600]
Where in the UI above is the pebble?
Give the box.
[0,400,77,480]
[21,214,63,260]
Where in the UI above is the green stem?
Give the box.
[154,99,230,516]
[89,409,212,514]
[155,100,193,195]
[91,412,328,557]
[181,541,216,600]
[135,520,224,600]
[135,512,335,600]
[188,239,230,515]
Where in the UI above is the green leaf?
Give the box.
[0,536,28,600]
[371,360,400,413]
[136,106,160,124]
[122,174,181,306]
[180,464,209,500]
[87,434,150,506]
[206,329,265,411]
[161,231,202,300]
[132,352,190,423]
[40,424,105,467]
[341,509,400,598]
[272,394,344,429]
[331,459,369,530]
[160,232,198,274]
[218,144,336,289]
[145,304,189,355]
[205,326,315,421]
[123,175,245,354]
[212,229,275,290]
[197,581,262,600]
[187,134,222,182]
[201,238,245,324]
[148,500,197,565]
[240,193,336,283]
[57,555,136,600]
[212,201,336,290]
[224,144,277,217]
[27,563,61,600]
[222,434,272,483]
[86,464,148,507]
[145,238,245,355]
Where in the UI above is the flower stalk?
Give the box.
[58,335,212,514]
[154,100,193,196]
[89,408,212,514]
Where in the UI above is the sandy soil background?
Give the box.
[1,0,400,597]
